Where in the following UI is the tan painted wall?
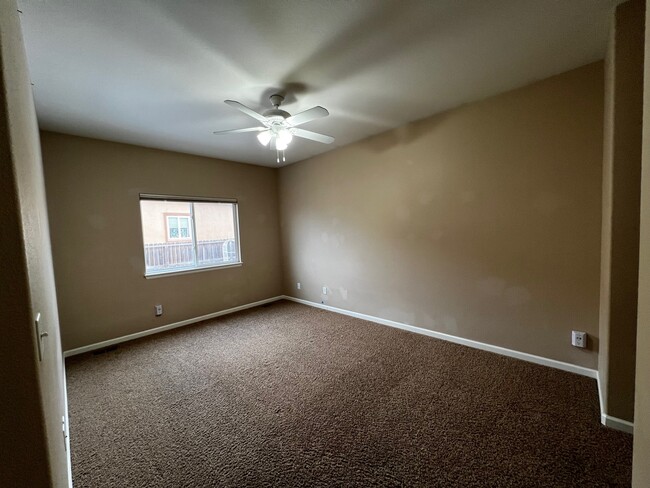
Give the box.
[41,132,283,351]
[632,3,650,485]
[0,1,69,486]
[279,62,604,369]
[599,0,645,423]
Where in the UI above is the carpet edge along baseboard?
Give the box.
[63,296,285,357]
[63,294,633,433]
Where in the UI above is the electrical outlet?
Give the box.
[571,330,587,348]
[322,286,328,295]
[155,304,163,316]
[297,282,301,290]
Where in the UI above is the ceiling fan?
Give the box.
[213,94,334,163]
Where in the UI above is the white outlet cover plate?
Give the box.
[571,330,586,348]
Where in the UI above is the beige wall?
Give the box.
[633,3,650,485]
[41,132,283,351]
[599,0,645,424]
[279,62,604,369]
[0,1,69,486]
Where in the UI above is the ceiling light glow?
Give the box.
[277,128,293,146]
[275,139,288,151]
[257,130,272,146]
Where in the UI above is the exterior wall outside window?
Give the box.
[140,200,234,245]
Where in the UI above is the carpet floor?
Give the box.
[66,300,632,487]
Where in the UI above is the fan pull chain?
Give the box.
[276,149,286,164]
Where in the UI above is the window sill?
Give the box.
[144,262,243,279]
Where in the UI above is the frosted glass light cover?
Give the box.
[277,128,293,145]
[257,130,272,146]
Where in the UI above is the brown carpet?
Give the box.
[66,300,632,487]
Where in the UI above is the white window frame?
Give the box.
[140,194,242,278]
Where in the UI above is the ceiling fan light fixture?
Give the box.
[256,130,272,146]
[216,96,334,161]
[277,128,293,146]
[275,138,289,151]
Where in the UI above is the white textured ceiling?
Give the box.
[18,0,618,167]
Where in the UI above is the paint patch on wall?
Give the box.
[476,277,507,297]
[395,206,411,221]
[87,214,106,230]
[460,191,476,204]
[129,255,143,271]
[504,286,532,306]
[379,307,415,325]
[443,315,458,333]
[339,287,348,300]
[418,192,434,205]
[533,192,564,215]
[421,313,437,329]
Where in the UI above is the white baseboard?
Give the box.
[597,371,606,423]
[601,413,634,434]
[63,296,284,357]
[596,372,634,434]
[61,357,72,488]
[281,296,598,379]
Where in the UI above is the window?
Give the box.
[139,195,241,277]
[166,215,191,241]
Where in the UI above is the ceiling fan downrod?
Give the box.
[269,94,284,108]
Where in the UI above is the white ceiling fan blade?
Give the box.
[291,128,334,144]
[213,126,266,135]
[286,106,329,126]
[224,100,268,124]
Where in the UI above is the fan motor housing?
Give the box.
[263,108,290,120]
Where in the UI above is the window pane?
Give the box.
[140,199,240,276]
[179,218,190,238]
[140,201,195,274]
[193,202,239,267]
